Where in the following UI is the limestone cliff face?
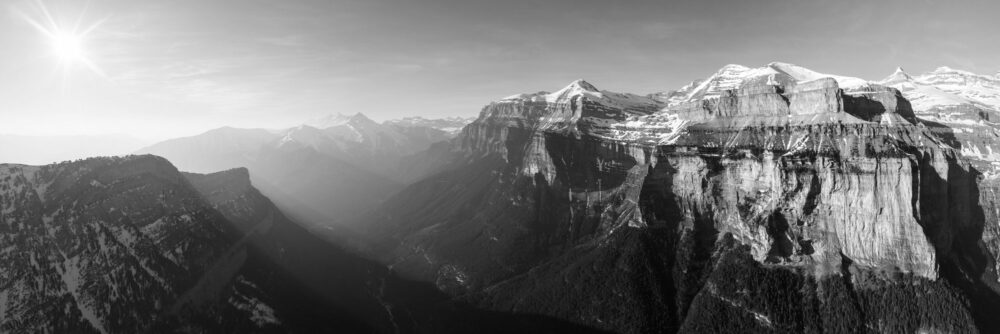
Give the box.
[658,124,965,279]
[841,84,918,123]
[462,78,960,281]
[361,70,994,333]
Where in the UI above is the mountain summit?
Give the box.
[562,79,600,92]
[306,112,375,129]
[356,61,999,333]
[881,66,914,84]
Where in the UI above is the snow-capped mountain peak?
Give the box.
[545,79,601,102]
[305,112,376,129]
[347,112,378,126]
[880,67,915,85]
[673,62,870,105]
[684,63,777,100]
[766,61,869,88]
[569,79,599,92]
[306,113,352,128]
[497,79,662,112]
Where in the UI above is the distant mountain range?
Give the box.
[137,114,475,224]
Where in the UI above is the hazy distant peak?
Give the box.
[306,113,350,127]
[348,112,377,125]
[288,124,324,132]
[306,112,375,129]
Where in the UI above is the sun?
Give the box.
[19,1,107,76]
[52,31,85,62]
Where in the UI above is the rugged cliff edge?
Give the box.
[0,156,238,333]
[358,63,1000,333]
[0,155,608,333]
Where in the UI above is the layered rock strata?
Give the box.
[360,67,995,333]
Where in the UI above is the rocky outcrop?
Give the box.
[0,156,237,333]
[672,75,917,127]
[662,123,968,279]
[788,78,842,115]
[672,82,790,121]
[842,84,918,123]
[358,64,997,333]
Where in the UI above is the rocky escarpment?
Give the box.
[0,156,237,333]
[358,63,999,333]
[674,75,916,126]
[0,155,607,333]
[666,123,976,279]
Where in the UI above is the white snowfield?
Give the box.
[676,62,871,104]
[878,66,1000,169]
[880,66,1000,113]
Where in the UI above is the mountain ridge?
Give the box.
[353,61,1000,333]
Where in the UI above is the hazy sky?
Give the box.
[0,0,997,140]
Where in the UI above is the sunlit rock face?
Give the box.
[660,124,965,279]
[457,70,957,280]
[656,75,956,279]
[360,64,996,333]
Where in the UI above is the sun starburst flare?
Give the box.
[19,0,109,77]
